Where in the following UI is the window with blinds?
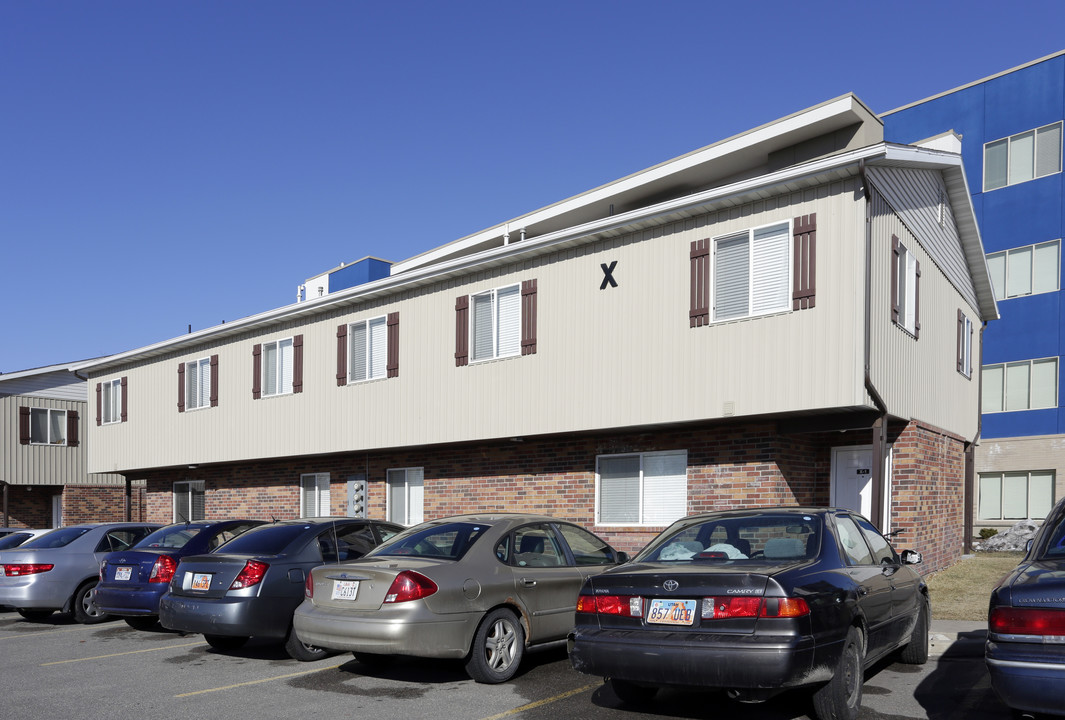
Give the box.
[263,338,294,396]
[30,408,66,445]
[102,378,122,424]
[986,239,1060,300]
[387,468,424,525]
[984,121,1062,191]
[979,471,1055,520]
[300,473,331,516]
[174,480,205,522]
[186,357,211,410]
[713,222,790,321]
[596,450,687,526]
[982,357,1058,412]
[470,284,521,361]
[349,316,388,382]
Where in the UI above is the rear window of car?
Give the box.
[638,514,822,564]
[135,525,207,550]
[214,524,309,555]
[19,527,91,549]
[0,532,34,550]
[1042,512,1065,559]
[369,522,489,561]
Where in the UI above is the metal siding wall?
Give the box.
[89,179,879,474]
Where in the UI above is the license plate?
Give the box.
[331,580,359,600]
[647,598,696,626]
[115,566,133,581]
[191,573,212,591]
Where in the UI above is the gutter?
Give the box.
[964,321,987,553]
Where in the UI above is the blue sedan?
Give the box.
[986,497,1065,718]
[97,520,263,630]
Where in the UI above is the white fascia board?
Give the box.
[0,362,80,381]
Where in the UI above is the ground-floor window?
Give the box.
[300,473,331,516]
[387,467,424,525]
[979,471,1054,521]
[596,450,687,526]
[174,480,205,522]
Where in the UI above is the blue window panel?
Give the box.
[981,408,1060,439]
[981,175,1064,249]
[983,57,1065,142]
[983,295,1062,364]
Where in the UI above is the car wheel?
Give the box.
[899,596,930,665]
[16,609,53,622]
[464,608,525,684]
[811,626,864,720]
[284,626,329,662]
[607,677,659,704]
[203,634,249,651]
[124,617,159,631]
[72,581,110,624]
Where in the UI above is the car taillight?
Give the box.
[576,594,643,617]
[702,596,810,619]
[2,564,54,577]
[229,560,268,590]
[305,571,314,599]
[383,571,437,603]
[149,555,178,584]
[990,607,1065,636]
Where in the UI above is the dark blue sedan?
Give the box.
[97,520,263,630]
[986,497,1065,718]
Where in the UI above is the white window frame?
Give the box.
[300,473,331,516]
[102,378,122,425]
[29,408,67,445]
[262,337,294,396]
[960,313,973,379]
[348,316,388,383]
[982,357,1059,413]
[895,240,918,336]
[986,239,1060,301]
[979,471,1055,521]
[173,480,205,522]
[595,450,688,527]
[387,467,424,525]
[983,121,1063,191]
[470,284,521,362]
[711,220,791,322]
[185,357,212,410]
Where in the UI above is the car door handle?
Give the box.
[520,578,537,587]
[857,585,869,596]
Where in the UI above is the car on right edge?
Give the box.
[986,496,1065,719]
[568,507,929,720]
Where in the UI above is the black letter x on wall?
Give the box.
[600,261,618,290]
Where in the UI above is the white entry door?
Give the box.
[51,493,63,527]
[831,446,874,519]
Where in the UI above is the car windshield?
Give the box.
[214,524,308,555]
[18,527,91,549]
[1041,511,1065,559]
[0,532,34,550]
[637,514,822,564]
[369,521,489,561]
[134,524,208,550]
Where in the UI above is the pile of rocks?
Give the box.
[974,518,1040,552]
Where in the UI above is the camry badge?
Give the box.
[663,580,679,592]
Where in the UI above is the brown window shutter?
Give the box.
[387,312,400,377]
[19,406,30,444]
[968,319,974,377]
[891,235,900,325]
[521,280,537,355]
[455,295,469,367]
[957,309,965,373]
[293,335,304,393]
[689,239,710,327]
[792,214,816,310]
[68,410,80,447]
[336,324,348,386]
[252,344,262,399]
[120,377,128,422]
[210,355,219,407]
[914,261,921,339]
[177,363,186,413]
[96,382,102,426]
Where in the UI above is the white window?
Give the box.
[349,316,387,382]
[986,240,1060,300]
[982,357,1058,412]
[30,408,66,445]
[186,357,211,410]
[979,471,1054,520]
[895,240,918,335]
[102,379,122,424]
[387,467,424,525]
[471,284,521,361]
[713,222,790,321]
[174,480,205,522]
[263,338,293,396]
[596,450,687,526]
[959,312,973,379]
[984,121,1062,191]
[300,473,331,516]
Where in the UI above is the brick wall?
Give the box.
[62,485,148,525]
[1,487,54,528]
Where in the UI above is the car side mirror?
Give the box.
[615,551,629,564]
[1026,539,1034,554]
[900,549,922,565]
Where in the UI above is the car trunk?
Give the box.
[309,557,445,611]
[171,554,267,599]
[103,550,178,584]
[1006,560,1065,605]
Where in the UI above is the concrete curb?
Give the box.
[928,621,987,658]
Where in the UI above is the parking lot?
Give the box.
[0,609,1013,720]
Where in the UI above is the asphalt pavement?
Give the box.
[928,619,987,658]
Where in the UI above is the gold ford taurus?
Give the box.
[292,513,627,683]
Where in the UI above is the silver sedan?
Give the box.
[293,513,627,683]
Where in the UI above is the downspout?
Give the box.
[859,160,890,530]
[964,321,987,554]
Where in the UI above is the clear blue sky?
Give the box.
[3,1,1064,372]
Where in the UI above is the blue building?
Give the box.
[884,51,1065,530]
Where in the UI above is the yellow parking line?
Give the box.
[478,683,599,720]
[42,640,204,665]
[174,663,345,697]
